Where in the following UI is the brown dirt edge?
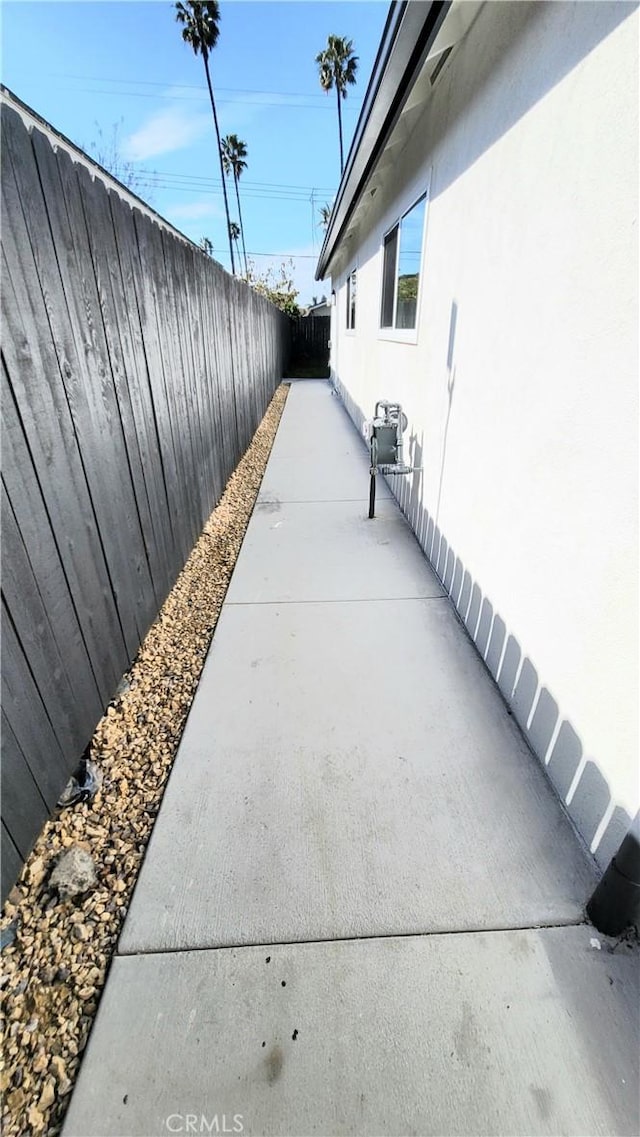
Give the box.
[0,383,289,1136]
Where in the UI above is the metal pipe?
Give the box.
[396,427,404,468]
[587,815,640,936]
[369,435,378,519]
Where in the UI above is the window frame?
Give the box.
[378,186,429,344]
[345,267,357,333]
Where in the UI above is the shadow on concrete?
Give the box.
[330,369,632,875]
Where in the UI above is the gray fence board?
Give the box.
[77,165,161,613]
[188,247,218,518]
[161,229,203,544]
[1,177,128,699]
[33,134,154,656]
[1,94,288,896]
[124,204,183,575]
[2,823,22,902]
[107,192,174,600]
[1,601,68,810]
[1,363,103,736]
[195,253,226,505]
[1,711,49,858]
[1,486,91,757]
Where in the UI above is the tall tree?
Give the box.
[315,35,358,174]
[221,133,249,276]
[318,202,332,231]
[228,220,242,266]
[175,1,235,274]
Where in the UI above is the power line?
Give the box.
[52,85,362,111]
[145,171,335,194]
[145,186,330,202]
[46,72,364,103]
[222,251,318,259]
[140,187,331,205]
[134,178,335,205]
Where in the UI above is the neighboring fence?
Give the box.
[0,91,289,897]
[288,315,330,374]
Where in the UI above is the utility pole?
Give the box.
[310,188,317,256]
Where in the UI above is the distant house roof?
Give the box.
[316,1,485,281]
[305,300,331,317]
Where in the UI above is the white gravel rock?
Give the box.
[49,847,97,899]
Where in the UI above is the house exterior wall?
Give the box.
[327,1,638,869]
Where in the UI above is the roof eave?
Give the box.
[315,0,450,281]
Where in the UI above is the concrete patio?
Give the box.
[63,381,639,1137]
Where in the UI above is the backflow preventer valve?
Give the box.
[366,400,419,519]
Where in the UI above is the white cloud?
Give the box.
[216,91,294,135]
[166,200,222,221]
[124,105,210,161]
[163,84,207,102]
[124,84,288,156]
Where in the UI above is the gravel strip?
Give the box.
[0,383,289,1136]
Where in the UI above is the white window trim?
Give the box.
[345,266,357,335]
[378,327,421,345]
[378,175,431,344]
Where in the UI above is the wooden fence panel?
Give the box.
[193,248,224,514]
[1,711,49,860]
[108,191,176,600]
[2,824,22,904]
[1,602,67,811]
[158,224,201,552]
[1,363,103,737]
[289,314,330,370]
[32,133,154,658]
[77,166,161,612]
[1,125,129,699]
[0,93,288,897]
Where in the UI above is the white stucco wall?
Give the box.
[327,1,638,869]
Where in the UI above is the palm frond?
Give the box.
[221,133,249,179]
[344,57,358,83]
[174,0,220,56]
[317,33,358,97]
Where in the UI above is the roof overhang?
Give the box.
[316,0,457,281]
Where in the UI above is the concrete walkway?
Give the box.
[64,381,638,1137]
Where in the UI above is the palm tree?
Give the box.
[221,134,249,276]
[315,35,358,174]
[319,202,332,231]
[228,221,241,266]
[175,1,235,274]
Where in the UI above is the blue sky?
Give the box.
[2,1,388,302]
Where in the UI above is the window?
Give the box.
[380,229,398,328]
[346,269,356,330]
[380,194,427,332]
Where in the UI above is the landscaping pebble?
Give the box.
[49,848,97,901]
[0,384,288,1136]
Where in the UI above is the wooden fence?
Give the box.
[288,315,330,373]
[0,92,289,898]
